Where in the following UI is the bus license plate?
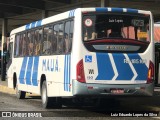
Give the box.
[110,89,124,94]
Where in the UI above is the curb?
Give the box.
[0,85,16,95]
[0,85,39,96]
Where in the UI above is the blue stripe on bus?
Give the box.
[72,10,74,16]
[112,8,123,12]
[36,20,42,27]
[96,8,123,12]
[26,57,33,85]
[113,54,133,80]
[67,55,69,91]
[95,8,138,13]
[96,53,114,80]
[64,55,71,92]
[31,22,36,29]
[69,11,71,17]
[32,57,39,86]
[19,57,28,84]
[68,55,71,91]
[64,55,67,91]
[96,8,108,12]
[25,20,42,30]
[67,55,71,91]
[66,56,69,91]
[126,8,138,13]
[128,54,148,80]
[69,9,75,17]
[25,24,30,30]
[95,53,148,81]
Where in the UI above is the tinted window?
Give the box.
[83,13,150,42]
[14,19,74,57]
[14,34,20,57]
[57,23,64,54]
[34,29,42,55]
[22,33,27,56]
[27,31,34,56]
[42,26,53,55]
[82,13,150,53]
[64,20,73,53]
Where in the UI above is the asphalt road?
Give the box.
[0,92,160,120]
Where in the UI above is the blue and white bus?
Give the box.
[7,7,154,108]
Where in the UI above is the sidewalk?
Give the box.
[0,79,16,95]
[0,77,38,96]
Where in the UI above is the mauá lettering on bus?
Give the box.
[42,59,59,72]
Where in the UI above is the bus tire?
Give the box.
[41,81,62,109]
[41,81,50,108]
[16,83,26,99]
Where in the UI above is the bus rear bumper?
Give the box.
[72,80,154,97]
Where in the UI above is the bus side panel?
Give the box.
[39,55,72,97]
[9,54,74,96]
[15,56,40,94]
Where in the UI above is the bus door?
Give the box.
[7,35,14,88]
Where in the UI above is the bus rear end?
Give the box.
[73,8,154,97]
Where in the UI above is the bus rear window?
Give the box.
[82,13,150,53]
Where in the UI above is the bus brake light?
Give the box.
[147,61,154,84]
[76,59,86,83]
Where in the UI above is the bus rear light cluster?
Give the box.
[147,61,154,84]
[76,59,86,83]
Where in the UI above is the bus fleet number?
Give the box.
[87,76,93,80]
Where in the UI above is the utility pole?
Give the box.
[101,0,110,7]
[1,18,7,81]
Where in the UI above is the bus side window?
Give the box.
[52,26,58,54]
[64,20,73,53]
[34,29,42,55]
[27,31,34,56]
[14,34,20,57]
[42,27,52,55]
[8,42,13,60]
[64,21,70,53]
[48,28,53,54]
[19,34,23,56]
[69,20,74,52]
[57,23,64,54]
[22,33,27,56]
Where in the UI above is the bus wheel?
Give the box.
[41,81,62,109]
[16,84,26,99]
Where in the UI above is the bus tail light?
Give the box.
[147,61,154,84]
[76,59,86,83]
